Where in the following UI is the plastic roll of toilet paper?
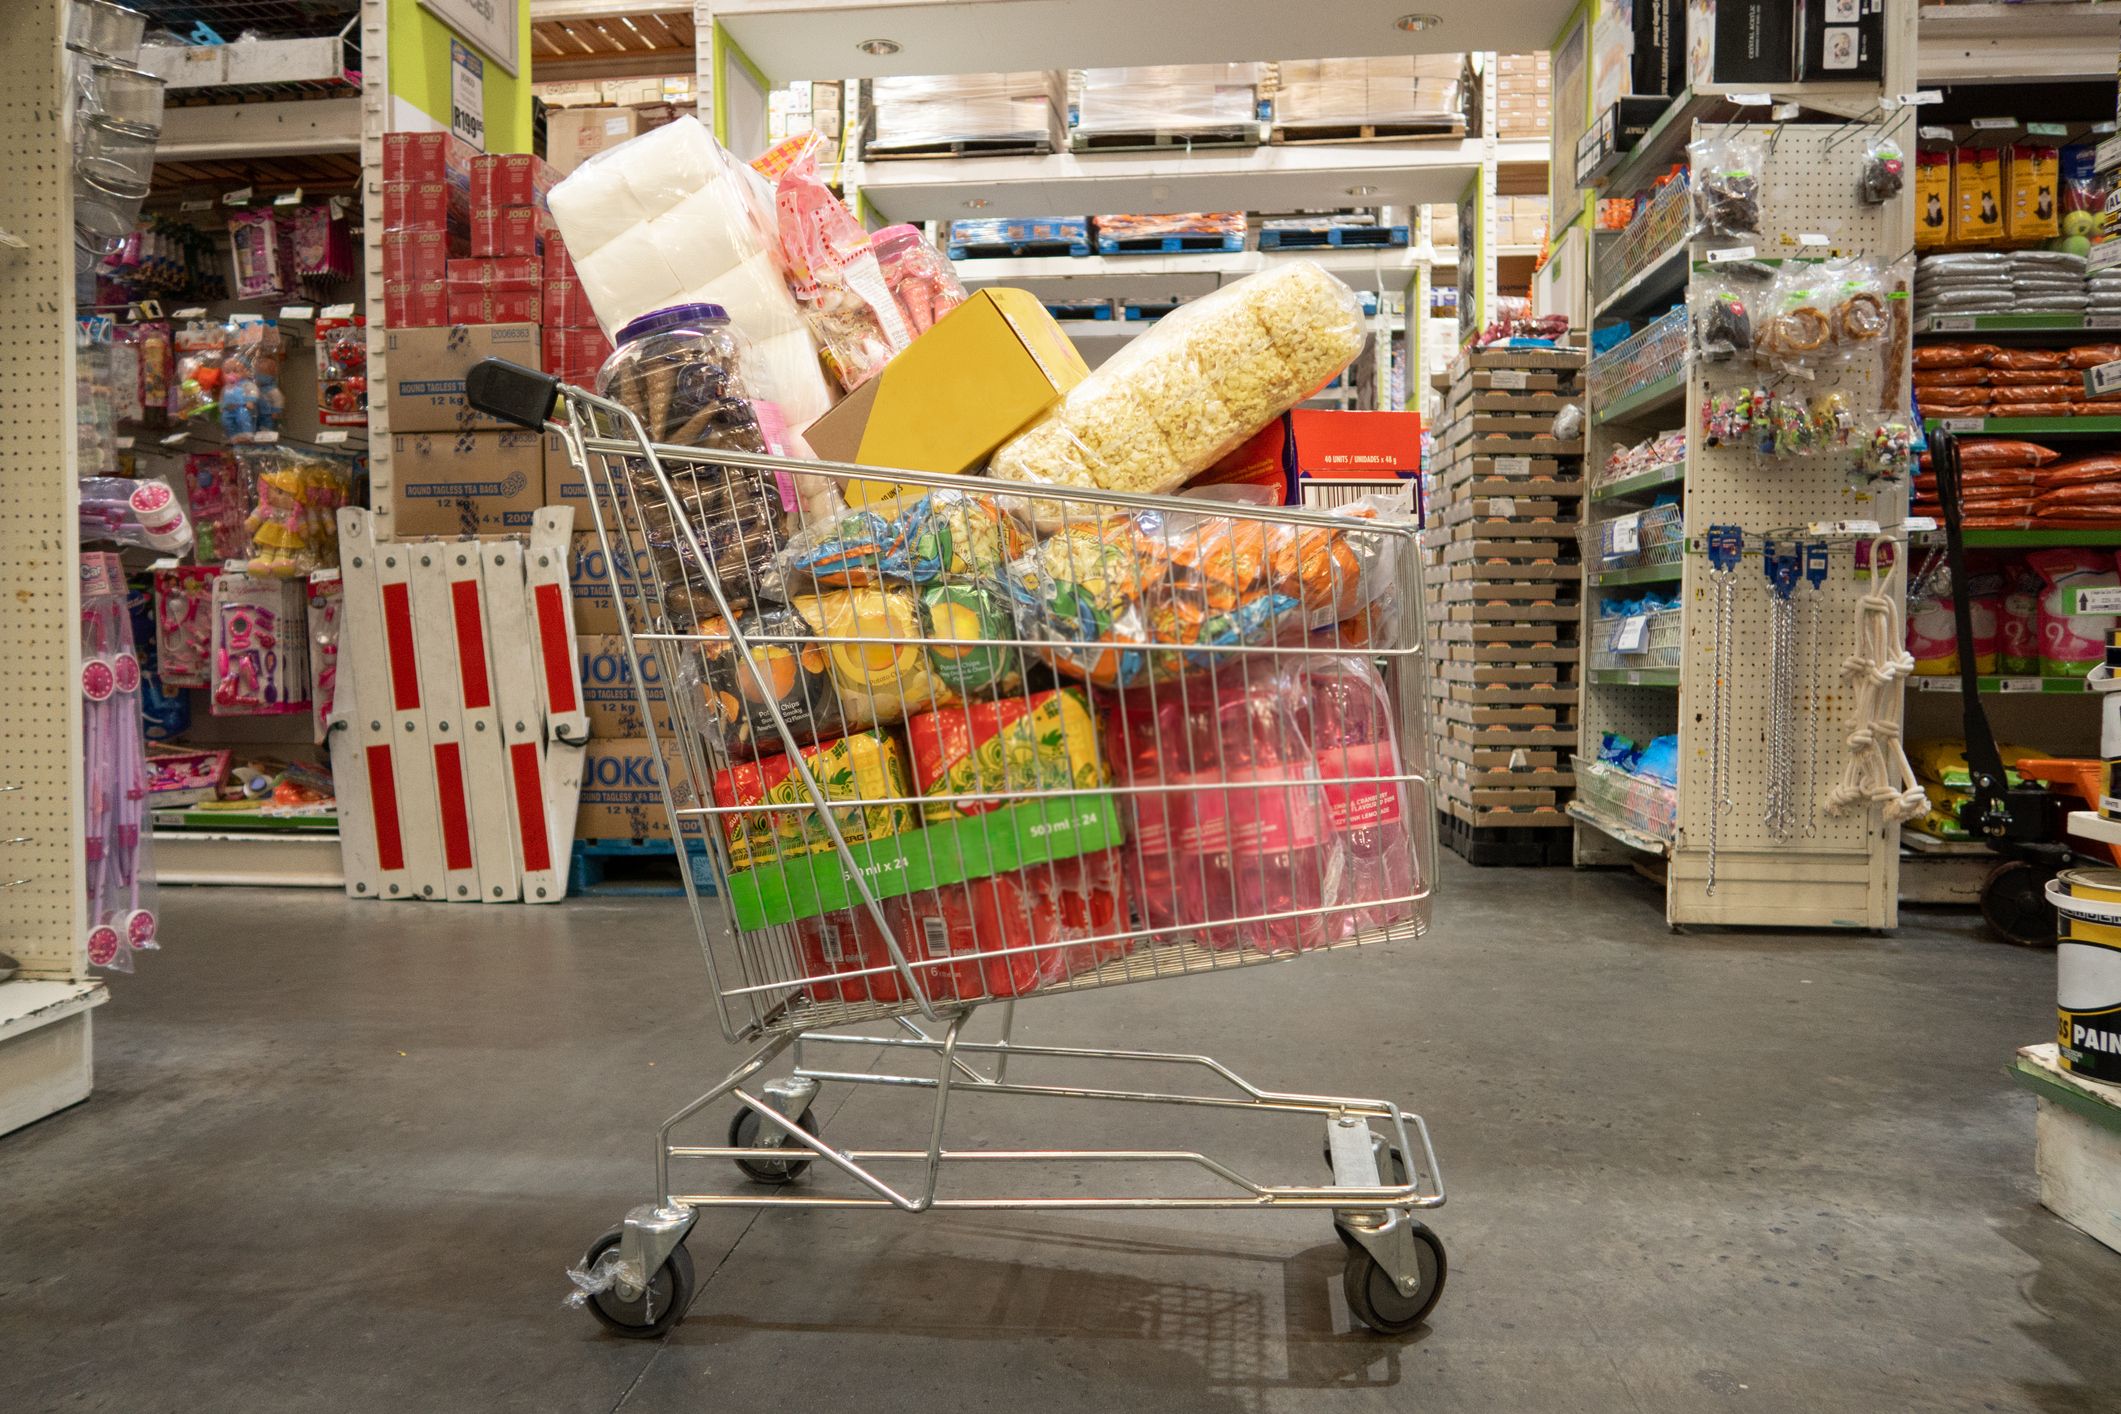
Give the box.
[573,230,690,340]
[691,252,809,343]
[644,180,759,287]
[751,326,835,431]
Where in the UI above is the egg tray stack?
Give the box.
[1420,343,1586,864]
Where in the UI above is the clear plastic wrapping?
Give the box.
[988,260,1367,515]
[549,116,833,428]
[1689,131,1766,240]
[1091,212,1245,240]
[773,135,912,391]
[596,304,769,452]
[870,225,968,335]
[1271,55,1465,127]
[868,71,1065,151]
[1076,65,1260,133]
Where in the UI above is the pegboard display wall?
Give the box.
[1578,119,1915,924]
[0,0,85,977]
[1671,121,1913,926]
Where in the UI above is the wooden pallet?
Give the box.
[1437,762,1578,791]
[1438,496,1570,526]
[1438,473,1588,501]
[1445,347,1585,383]
[1443,390,1576,416]
[1270,119,1465,145]
[1070,125,1258,153]
[866,136,1057,160]
[1438,660,1578,685]
[1445,561,1583,584]
[1436,783,1564,811]
[1434,740,1566,771]
[1435,619,1572,642]
[1443,722,1579,749]
[1442,641,1580,664]
[1435,538,1581,565]
[1439,683,1580,706]
[1449,369,1572,394]
[1442,796,1573,829]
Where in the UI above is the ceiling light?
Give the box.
[1346,185,1378,197]
[1395,13,1441,31]
[855,37,901,55]
[964,198,990,209]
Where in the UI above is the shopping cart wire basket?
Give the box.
[467,358,1447,1340]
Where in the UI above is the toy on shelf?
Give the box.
[219,318,285,444]
[153,563,218,689]
[235,444,356,578]
[306,573,341,745]
[184,450,248,563]
[80,552,159,970]
[170,318,225,420]
[315,314,367,427]
[209,570,311,716]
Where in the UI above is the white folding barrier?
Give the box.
[330,508,585,904]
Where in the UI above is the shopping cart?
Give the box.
[466,359,1446,1339]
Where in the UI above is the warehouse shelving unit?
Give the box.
[1571,12,1921,928]
[0,0,105,1134]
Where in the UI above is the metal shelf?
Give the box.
[1587,667,1679,687]
[1917,313,2121,337]
[1566,801,1672,857]
[1593,370,1685,426]
[1920,2,2121,84]
[1924,416,2121,437]
[1910,675,2098,696]
[1914,527,2121,549]
[1591,460,1685,503]
[1587,89,1730,196]
[847,141,1487,225]
[953,245,1434,299]
[146,0,356,37]
[154,829,346,888]
[155,96,361,160]
[2068,811,2121,848]
[1588,561,1683,588]
[1593,238,1690,322]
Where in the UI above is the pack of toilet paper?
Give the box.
[548,116,835,430]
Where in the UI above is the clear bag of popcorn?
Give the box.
[988,261,1367,521]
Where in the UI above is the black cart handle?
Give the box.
[465,357,562,430]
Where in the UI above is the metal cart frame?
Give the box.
[469,362,1447,1340]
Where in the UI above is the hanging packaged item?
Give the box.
[218,317,286,444]
[209,570,311,716]
[316,314,368,427]
[80,554,160,971]
[235,444,356,578]
[227,207,288,301]
[170,318,225,420]
[1687,130,1765,240]
[153,564,218,688]
[307,574,342,746]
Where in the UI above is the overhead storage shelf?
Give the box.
[848,141,1487,224]
[155,96,362,160]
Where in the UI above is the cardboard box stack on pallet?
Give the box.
[537,77,698,174]
[1495,52,1551,139]
[1421,343,1586,865]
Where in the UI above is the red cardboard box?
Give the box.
[472,206,553,258]
[384,280,450,329]
[383,180,468,233]
[1187,410,1422,502]
[1287,409,1421,480]
[448,256,542,290]
[543,234,576,282]
[544,327,613,384]
[382,229,458,285]
[446,288,543,325]
[383,131,476,185]
[470,152,558,212]
[543,279,595,329]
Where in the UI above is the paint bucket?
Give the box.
[2045,868,2121,1084]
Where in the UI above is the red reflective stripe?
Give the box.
[434,741,474,872]
[364,745,404,872]
[449,579,492,709]
[509,741,552,873]
[381,580,420,712]
[533,581,577,715]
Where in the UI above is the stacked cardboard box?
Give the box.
[380,132,474,329]
[1269,55,1467,135]
[1496,52,1551,139]
[1420,344,1586,862]
[1495,195,1550,248]
[384,323,547,536]
[866,72,1068,155]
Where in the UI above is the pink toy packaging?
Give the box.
[80,553,160,970]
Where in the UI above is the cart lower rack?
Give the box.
[468,360,1445,1339]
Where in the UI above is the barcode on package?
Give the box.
[922,916,949,958]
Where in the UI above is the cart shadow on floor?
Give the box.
[672,1219,1432,1399]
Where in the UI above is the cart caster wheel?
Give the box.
[580,1228,694,1339]
[730,1104,819,1184]
[1979,859,2057,948]
[1343,1222,1446,1336]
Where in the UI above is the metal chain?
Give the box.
[1764,589,1799,841]
[1707,567,1735,894]
[1802,585,1823,837]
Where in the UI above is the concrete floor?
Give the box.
[2,859,2118,1413]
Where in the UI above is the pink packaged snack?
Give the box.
[871,224,968,335]
[773,134,912,390]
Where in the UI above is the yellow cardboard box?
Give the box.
[801,288,1089,506]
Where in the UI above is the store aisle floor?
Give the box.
[2,859,2117,1414]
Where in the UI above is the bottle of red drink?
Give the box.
[1303,655,1418,938]
[1178,661,1335,955]
[1103,689,1201,941]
